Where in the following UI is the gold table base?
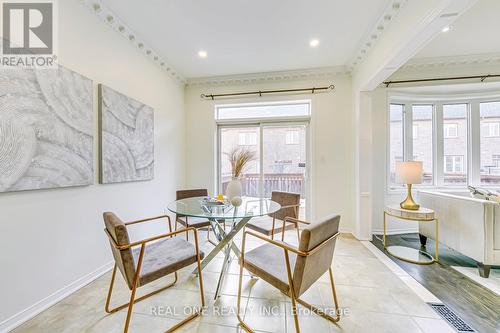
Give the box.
[386,245,434,265]
[383,210,438,265]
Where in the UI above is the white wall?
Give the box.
[184,76,355,232]
[0,1,185,330]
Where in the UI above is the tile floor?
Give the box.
[12,231,454,333]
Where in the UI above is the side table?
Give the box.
[383,204,438,264]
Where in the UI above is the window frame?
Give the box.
[388,93,500,192]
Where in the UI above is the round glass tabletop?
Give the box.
[167,196,281,219]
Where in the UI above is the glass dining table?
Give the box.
[167,196,281,299]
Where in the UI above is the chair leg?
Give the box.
[296,268,340,323]
[123,280,139,333]
[105,266,178,315]
[122,245,146,333]
[237,232,254,333]
[271,218,276,240]
[165,230,206,332]
[281,249,301,333]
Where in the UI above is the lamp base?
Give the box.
[400,184,420,210]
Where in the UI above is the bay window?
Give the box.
[412,105,434,184]
[480,101,500,185]
[389,104,404,184]
[389,97,500,189]
[443,104,468,185]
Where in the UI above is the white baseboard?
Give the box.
[0,261,114,333]
[372,227,419,235]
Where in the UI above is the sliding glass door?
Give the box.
[218,122,308,218]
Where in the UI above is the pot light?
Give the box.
[309,39,319,47]
[198,50,207,58]
[442,26,451,33]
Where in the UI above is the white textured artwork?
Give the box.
[0,66,93,192]
[99,85,154,183]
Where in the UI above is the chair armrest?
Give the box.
[125,215,173,233]
[283,217,310,226]
[105,227,196,250]
[244,229,340,257]
[279,204,301,210]
[244,230,306,256]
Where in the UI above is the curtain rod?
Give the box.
[383,74,500,87]
[200,84,335,100]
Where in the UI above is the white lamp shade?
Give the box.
[395,161,423,184]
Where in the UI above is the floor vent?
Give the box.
[428,303,475,332]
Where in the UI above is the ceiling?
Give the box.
[415,0,500,59]
[101,0,392,78]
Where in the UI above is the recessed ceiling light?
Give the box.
[198,50,207,58]
[309,39,319,47]
[441,26,451,33]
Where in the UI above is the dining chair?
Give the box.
[176,188,224,246]
[103,212,205,333]
[237,214,341,333]
[246,191,301,241]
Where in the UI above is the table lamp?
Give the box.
[396,161,423,210]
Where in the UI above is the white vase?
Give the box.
[226,178,242,201]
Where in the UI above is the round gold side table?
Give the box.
[383,204,438,265]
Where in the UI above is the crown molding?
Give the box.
[185,66,351,87]
[347,0,408,70]
[401,53,500,70]
[79,0,186,83]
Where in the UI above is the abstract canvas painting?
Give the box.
[0,66,93,193]
[98,84,154,183]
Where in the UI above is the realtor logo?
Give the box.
[2,1,53,54]
[1,0,57,67]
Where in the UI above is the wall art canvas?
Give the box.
[0,66,93,193]
[98,84,154,183]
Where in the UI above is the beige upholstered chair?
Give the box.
[237,214,341,333]
[103,212,205,333]
[246,191,301,240]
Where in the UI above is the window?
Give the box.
[412,105,433,185]
[443,104,467,185]
[389,104,404,185]
[443,123,458,138]
[480,101,500,184]
[482,122,500,137]
[285,130,299,145]
[238,132,257,146]
[444,155,464,173]
[216,101,310,120]
[389,100,475,188]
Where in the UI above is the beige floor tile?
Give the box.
[241,298,287,333]
[178,321,242,333]
[10,232,441,333]
[330,310,424,333]
[412,317,455,333]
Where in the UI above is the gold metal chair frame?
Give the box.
[237,219,341,333]
[176,215,225,247]
[269,204,301,241]
[104,215,205,333]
